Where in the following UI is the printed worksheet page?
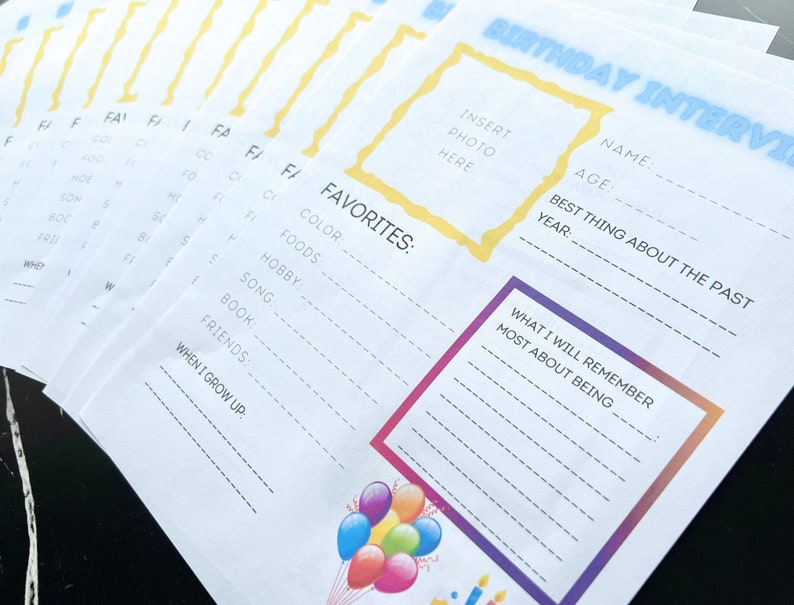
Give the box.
[44,0,779,414]
[26,0,386,390]
[76,1,793,603]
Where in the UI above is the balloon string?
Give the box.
[330,582,348,605]
[331,586,355,605]
[326,561,348,605]
[329,563,344,601]
[334,586,353,605]
[338,586,374,605]
[332,561,352,602]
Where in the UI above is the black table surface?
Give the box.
[1,0,793,603]
[2,373,792,603]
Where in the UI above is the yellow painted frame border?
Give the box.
[264,10,372,138]
[302,24,426,158]
[345,42,613,262]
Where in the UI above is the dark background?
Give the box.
[1,0,793,603]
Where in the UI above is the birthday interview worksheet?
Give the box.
[0,0,791,603]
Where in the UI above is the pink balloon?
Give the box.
[373,553,418,594]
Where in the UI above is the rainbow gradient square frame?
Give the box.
[371,277,723,604]
[345,43,613,262]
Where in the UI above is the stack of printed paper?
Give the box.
[0,0,791,602]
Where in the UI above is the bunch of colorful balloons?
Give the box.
[326,481,442,604]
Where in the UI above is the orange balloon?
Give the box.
[392,484,425,523]
[369,509,399,546]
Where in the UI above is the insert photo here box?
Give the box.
[371,277,722,604]
[346,43,612,261]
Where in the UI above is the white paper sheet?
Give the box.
[39,0,778,408]
[77,1,794,603]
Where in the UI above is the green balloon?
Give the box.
[381,523,420,557]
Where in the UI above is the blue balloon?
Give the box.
[412,516,442,557]
[337,512,372,560]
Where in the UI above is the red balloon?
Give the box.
[347,545,386,589]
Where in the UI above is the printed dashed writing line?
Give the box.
[247,371,343,469]
[406,431,564,562]
[522,238,720,358]
[655,173,791,240]
[398,447,548,583]
[466,362,626,481]
[12,282,33,288]
[301,295,408,386]
[341,247,454,333]
[611,411,655,442]
[320,269,431,358]
[144,381,257,513]
[449,381,610,502]
[612,197,697,241]
[438,392,594,521]
[273,311,379,406]
[4,299,25,305]
[159,366,273,494]
[252,333,355,431]
[423,411,579,541]
[571,239,737,336]
[483,347,641,464]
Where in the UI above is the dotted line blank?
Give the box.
[522,238,720,358]
[341,247,454,333]
[398,447,548,583]
[144,381,257,514]
[300,295,408,386]
[273,310,379,406]
[438,393,595,521]
[252,333,355,432]
[450,380,610,502]
[159,366,273,494]
[320,269,431,358]
[465,363,626,481]
[571,239,737,336]
[4,298,25,305]
[655,173,791,241]
[407,431,563,562]
[12,282,34,288]
[423,410,579,542]
[247,371,343,469]
[482,347,641,464]
[612,196,697,241]
[610,411,655,442]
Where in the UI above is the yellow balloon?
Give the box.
[369,509,399,546]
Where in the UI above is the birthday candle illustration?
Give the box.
[487,589,507,605]
[465,574,489,605]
